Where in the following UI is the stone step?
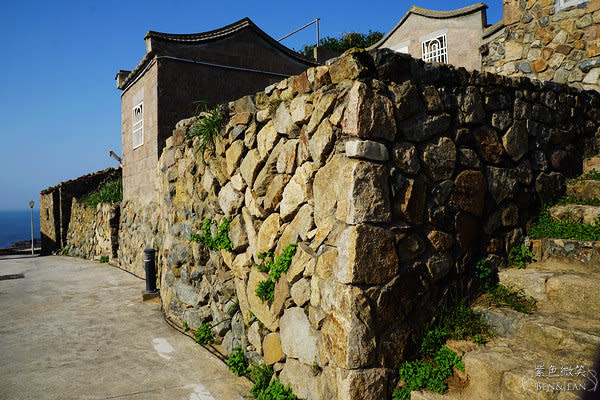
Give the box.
[549,204,600,224]
[566,179,600,201]
[583,156,600,175]
[499,264,600,320]
[529,238,600,267]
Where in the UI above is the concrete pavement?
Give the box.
[0,255,251,400]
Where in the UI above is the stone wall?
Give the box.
[64,200,120,260]
[482,0,600,91]
[117,200,162,277]
[40,167,121,255]
[126,48,600,399]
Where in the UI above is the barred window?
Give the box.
[421,34,448,64]
[132,102,143,149]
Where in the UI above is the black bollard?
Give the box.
[144,248,157,293]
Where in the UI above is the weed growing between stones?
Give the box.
[60,248,70,256]
[395,292,492,398]
[529,207,600,241]
[187,103,222,161]
[393,346,465,400]
[194,322,215,344]
[83,177,123,208]
[555,195,600,206]
[227,346,248,376]
[182,320,189,332]
[254,243,297,303]
[576,168,600,181]
[475,258,537,314]
[99,255,109,263]
[190,217,233,251]
[508,244,535,269]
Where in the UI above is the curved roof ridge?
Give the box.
[144,17,253,42]
[369,2,488,50]
[483,20,505,39]
[143,17,314,65]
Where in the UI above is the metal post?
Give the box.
[316,18,320,51]
[144,248,157,293]
[29,201,34,255]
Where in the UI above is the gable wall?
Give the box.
[377,11,485,71]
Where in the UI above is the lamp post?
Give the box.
[29,201,34,255]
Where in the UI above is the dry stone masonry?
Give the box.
[483,0,600,91]
[116,48,600,399]
[64,200,120,260]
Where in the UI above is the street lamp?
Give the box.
[29,201,34,255]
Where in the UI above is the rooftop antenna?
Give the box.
[278,18,320,62]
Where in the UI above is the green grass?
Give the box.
[82,178,122,208]
[248,363,297,400]
[555,195,600,206]
[580,169,600,181]
[529,208,600,241]
[182,321,189,332]
[483,284,537,314]
[99,255,109,263]
[187,103,222,161]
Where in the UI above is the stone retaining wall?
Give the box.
[117,49,600,399]
[482,0,600,91]
[64,200,120,260]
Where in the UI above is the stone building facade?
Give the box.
[116,18,316,203]
[370,3,491,71]
[481,0,600,90]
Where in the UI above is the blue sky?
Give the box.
[0,0,501,211]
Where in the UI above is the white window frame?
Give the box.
[555,0,587,11]
[132,101,144,149]
[421,33,448,64]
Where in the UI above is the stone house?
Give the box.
[369,2,492,71]
[116,18,316,203]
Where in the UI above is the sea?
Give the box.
[0,209,41,249]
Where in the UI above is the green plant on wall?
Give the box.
[508,244,535,269]
[190,217,232,251]
[83,177,123,209]
[187,103,222,161]
[227,346,248,376]
[254,244,297,303]
[99,255,109,263]
[194,322,215,344]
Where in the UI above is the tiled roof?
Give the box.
[117,17,315,91]
[41,167,120,194]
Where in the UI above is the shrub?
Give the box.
[253,379,297,400]
[487,284,536,314]
[299,31,383,58]
[83,178,123,209]
[227,346,248,376]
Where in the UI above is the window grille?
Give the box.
[421,34,448,64]
[132,102,143,149]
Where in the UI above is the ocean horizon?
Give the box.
[0,209,41,248]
